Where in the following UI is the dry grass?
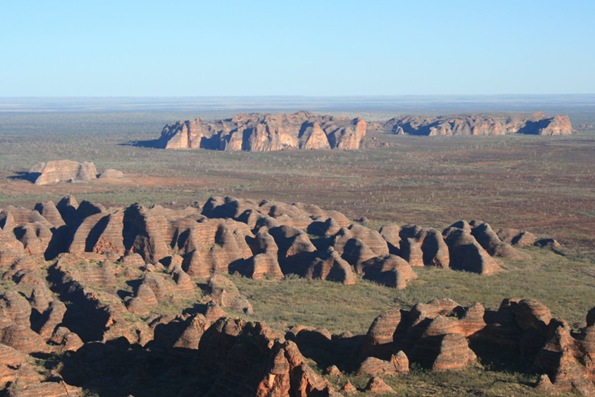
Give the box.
[230,247,594,335]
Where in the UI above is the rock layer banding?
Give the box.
[0,195,588,396]
[379,113,573,136]
[158,111,367,151]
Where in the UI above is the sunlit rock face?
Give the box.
[158,111,367,151]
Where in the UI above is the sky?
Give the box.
[1,0,594,97]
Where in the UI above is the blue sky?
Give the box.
[1,0,593,96]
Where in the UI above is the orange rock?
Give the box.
[159,111,366,152]
[341,380,357,393]
[357,356,395,376]
[364,376,395,394]
[391,350,409,372]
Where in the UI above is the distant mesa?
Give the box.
[379,113,573,136]
[152,111,572,152]
[26,160,124,185]
[156,111,367,151]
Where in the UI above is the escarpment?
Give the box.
[158,111,367,151]
[154,111,572,153]
[380,113,573,136]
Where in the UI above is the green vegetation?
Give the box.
[230,247,594,335]
[325,367,566,397]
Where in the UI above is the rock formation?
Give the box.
[32,160,98,185]
[157,111,367,151]
[0,195,558,294]
[98,169,124,179]
[380,113,573,136]
[25,161,123,185]
[0,191,590,395]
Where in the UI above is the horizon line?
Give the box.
[2,93,595,99]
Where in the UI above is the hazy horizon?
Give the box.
[2,94,595,113]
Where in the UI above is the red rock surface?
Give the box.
[159,111,367,151]
[364,376,395,394]
[0,195,582,395]
[33,160,98,185]
[381,113,573,136]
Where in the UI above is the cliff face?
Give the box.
[519,115,574,135]
[158,111,367,151]
[382,113,573,136]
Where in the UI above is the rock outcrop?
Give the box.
[98,169,124,179]
[1,196,552,292]
[26,161,123,185]
[380,113,573,136]
[444,227,504,275]
[0,194,588,396]
[351,299,594,394]
[157,111,367,151]
[198,319,334,397]
[33,160,98,185]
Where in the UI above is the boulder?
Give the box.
[420,229,450,268]
[431,333,477,371]
[98,169,124,179]
[512,298,552,336]
[364,376,395,394]
[366,309,401,349]
[534,238,563,252]
[357,356,397,376]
